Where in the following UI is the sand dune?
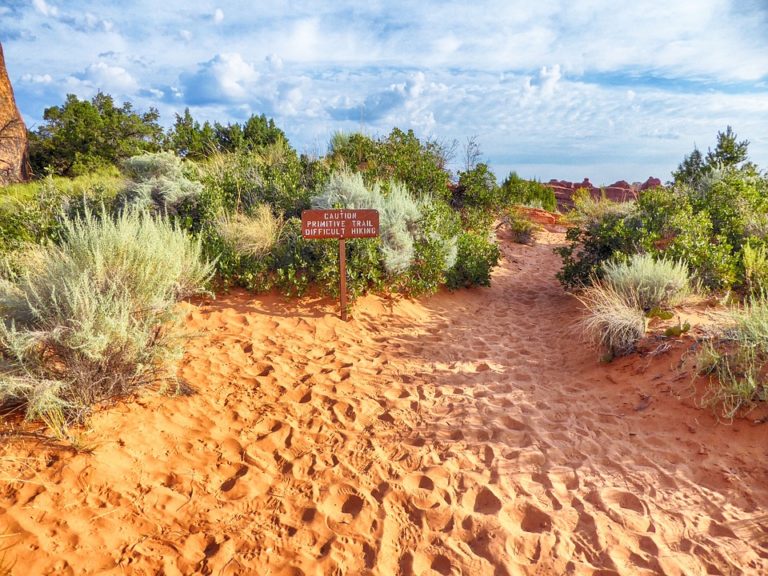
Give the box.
[2,230,768,575]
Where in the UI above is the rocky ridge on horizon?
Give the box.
[547,176,662,210]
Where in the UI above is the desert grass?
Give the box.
[499,207,539,245]
[698,298,768,418]
[216,204,284,259]
[0,167,124,209]
[577,282,647,357]
[564,188,634,228]
[0,209,213,425]
[742,243,768,296]
[602,253,691,311]
[0,538,16,576]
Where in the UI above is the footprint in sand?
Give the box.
[518,503,554,533]
[472,486,503,515]
[318,484,370,536]
[598,488,651,532]
[218,465,249,499]
[403,472,442,510]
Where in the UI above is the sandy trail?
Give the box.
[2,230,768,575]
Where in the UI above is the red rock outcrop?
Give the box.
[547,176,662,210]
[0,41,30,185]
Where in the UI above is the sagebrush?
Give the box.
[601,253,690,311]
[0,209,213,422]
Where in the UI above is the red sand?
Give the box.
[2,230,768,575]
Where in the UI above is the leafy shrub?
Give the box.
[555,205,639,289]
[399,199,460,295]
[197,143,313,219]
[452,163,500,230]
[556,152,767,293]
[446,231,500,289]
[601,253,690,311]
[0,183,65,255]
[578,283,647,357]
[0,170,124,258]
[329,128,451,203]
[688,169,768,249]
[500,172,557,212]
[0,209,213,422]
[698,298,768,418]
[268,218,384,299]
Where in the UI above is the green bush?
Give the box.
[452,163,500,230]
[197,142,313,219]
[556,149,767,293]
[329,128,451,203]
[0,170,124,257]
[555,204,639,290]
[0,209,213,422]
[446,231,500,289]
[601,253,690,311]
[397,199,460,295]
[268,218,384,299]
[500,172,557,212]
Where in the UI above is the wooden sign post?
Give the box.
[301,209,380,320]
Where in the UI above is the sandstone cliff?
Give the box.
[547,176,662,210]
[0,41,30,185]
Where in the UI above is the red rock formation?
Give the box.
[640,177,662,190]
[547,176,661,210]
[0,41,30,185]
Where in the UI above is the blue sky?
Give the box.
[2,0,767,185]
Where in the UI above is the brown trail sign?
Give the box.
[301,209,380,320]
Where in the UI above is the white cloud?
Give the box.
[181,53,259,104]
[21,73,53,84]
[82,62,138,92]
[266,54,284,71]
[32,0,58,17]
[213,8,224,24]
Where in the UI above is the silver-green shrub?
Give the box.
[312,170,424,274]
[601,253,690,311]
[119,151,203,214]
[313,169,374,210]
[0,209,213,421]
